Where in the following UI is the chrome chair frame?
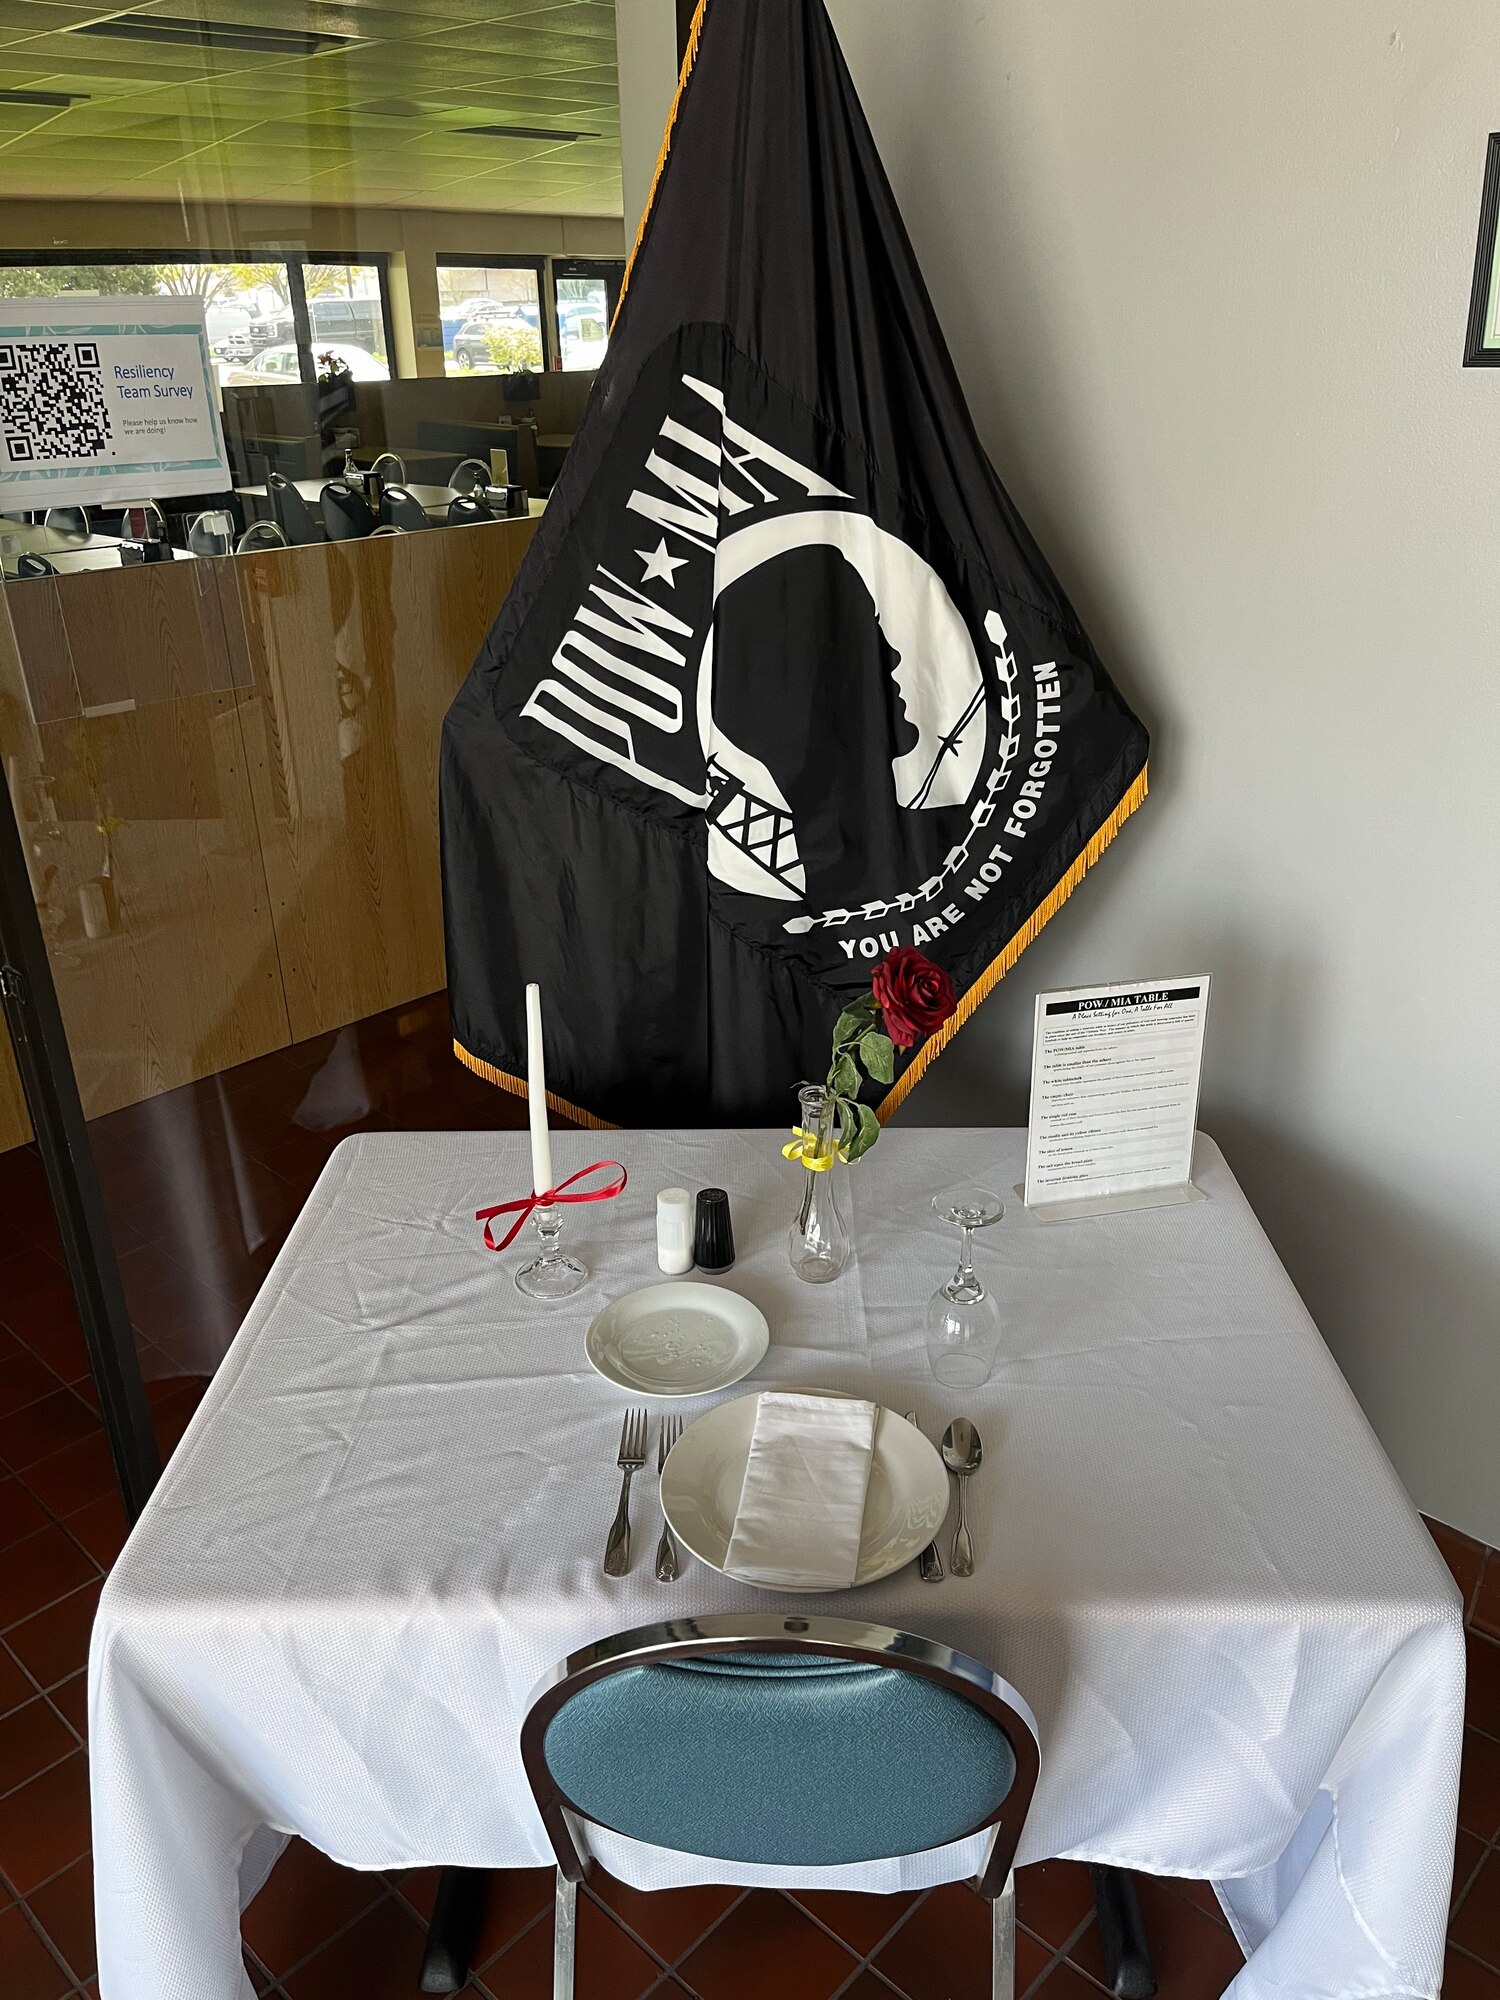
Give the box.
[187,509,235,558]
[420,1612,1041,2000]
[42,504,90,543]
[234,520,288,554]
[371,450,406,482]
[449,455,492,495]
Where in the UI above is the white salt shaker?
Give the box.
[656,1187,694,1274]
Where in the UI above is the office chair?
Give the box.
[320,480,376,542]
[371,451,407,483]
[380,485,432,533]
[234,521,288,554]
[267,473,322,547]
[418,1613,1041,2000]
[446,492,496,528]
[187,509,235,558]
[14,552,57,577]
[448,457,491,496]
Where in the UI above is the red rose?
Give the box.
[871,947,957,1048]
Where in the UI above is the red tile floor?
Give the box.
[1,994,1498,1997]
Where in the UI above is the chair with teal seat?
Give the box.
[417,1612,1041,1998]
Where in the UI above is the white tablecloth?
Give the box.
[89,1128,1464,2000]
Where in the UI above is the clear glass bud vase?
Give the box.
[787,1084,850,1283]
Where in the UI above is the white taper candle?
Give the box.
[524,983,554,1198]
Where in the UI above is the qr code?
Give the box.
[0,339,111,463]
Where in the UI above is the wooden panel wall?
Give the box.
[0,1025,30,1152]
[0,561,288,1127]
[231,520,535,1042]
[0,514,536,1145]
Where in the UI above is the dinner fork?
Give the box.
[654,1414,684,1582]
[604,1408,649,1577]
[906,1411,945,1582]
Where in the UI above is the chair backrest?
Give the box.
[234,520,288,554]
[449,457,491,495]
[43,505,90,542]
[267,474,321,546]
[188,509,235,557]
[447,493,495,528]
[15,552,57,578]
[521,1613,1038,1890]
[320,480,375,542]
[380,485,431,533]
[371,451,406,483]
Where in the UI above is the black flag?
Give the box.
[441,0,1148,1128]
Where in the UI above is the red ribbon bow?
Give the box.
[476,1159,629,1252]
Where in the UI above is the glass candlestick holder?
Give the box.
[515,1202,589,1299]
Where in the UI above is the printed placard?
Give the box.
[0,295,229,507]
[1023,976,1210,1220]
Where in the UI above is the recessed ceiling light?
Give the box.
[0,88,89,108]
[457,125,599,143]
[70,12,357,56]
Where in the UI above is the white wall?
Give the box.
[825,0,1500,1541]
[615,0,682,250]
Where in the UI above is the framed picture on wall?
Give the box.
[1464,132,1500,366]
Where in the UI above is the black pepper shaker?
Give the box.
[693,1188,735,1273]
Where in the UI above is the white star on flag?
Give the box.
[637,539,690,588]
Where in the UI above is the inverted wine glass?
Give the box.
[924,1184,1004,1387]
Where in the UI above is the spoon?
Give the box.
[941,1418,983,1577]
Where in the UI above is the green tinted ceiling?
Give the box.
[0,0,622,213]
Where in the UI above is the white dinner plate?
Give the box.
[660,1390,950,1590]
[584,1281,770,1396]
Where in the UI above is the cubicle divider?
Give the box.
[0,513,538,1153]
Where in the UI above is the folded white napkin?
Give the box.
[724,1391,878,1589]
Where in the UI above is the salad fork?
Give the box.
[655,1414,684,1582]
[604,1408,649,1577]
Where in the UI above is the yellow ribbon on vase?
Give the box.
[782,1125,846,1171]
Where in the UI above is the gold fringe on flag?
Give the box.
[876,763,1150,1123]
[452,1041,619,1132]
[612,0,710,325]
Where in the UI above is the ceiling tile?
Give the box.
[0,0,621,209]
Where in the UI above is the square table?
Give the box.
[88,1128,1464,2000]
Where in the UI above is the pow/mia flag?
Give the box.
[440,0,1148,1128]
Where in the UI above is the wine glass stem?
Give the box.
[955,1222,976,1291]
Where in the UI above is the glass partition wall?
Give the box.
[0,0,626,1522]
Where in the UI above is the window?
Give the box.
[0,252,395,385]
[1464,134,1500,366]
[551,258,624,371]
[302,261,392,380]
[0,258,292,388]
[438,259,546,376]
